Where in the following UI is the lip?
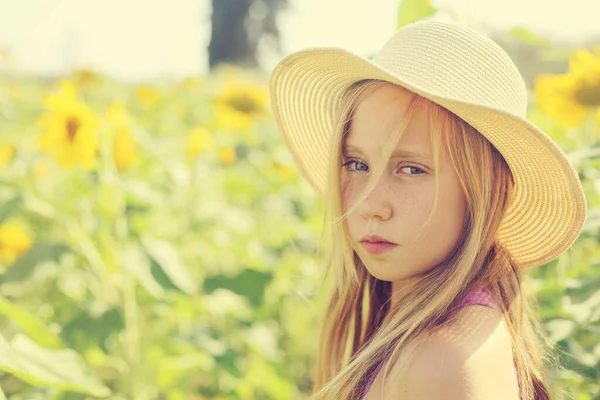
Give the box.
[361,241,397,255]
[361,234,395,244]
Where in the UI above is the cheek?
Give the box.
[341,176,362,212]
[394,186,434,220]
[421,185,467,250]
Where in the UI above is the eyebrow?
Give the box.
[342,143,432,160]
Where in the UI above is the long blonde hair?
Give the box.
[310,79,557,399]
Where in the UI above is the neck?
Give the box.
[389,276,421,309]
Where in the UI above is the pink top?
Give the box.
[360,286,520,399]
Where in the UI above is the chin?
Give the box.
[363,265,401,282]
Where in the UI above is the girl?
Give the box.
[269,20,587,399]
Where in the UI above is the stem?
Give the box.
[584,108,597,148]
[123,271,141,400]
[115,208,143,399]
[64,222,119,303]
[592,107,600,145]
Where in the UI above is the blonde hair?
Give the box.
[310,79,558,399]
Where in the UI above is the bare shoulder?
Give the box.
[386,305,520,400]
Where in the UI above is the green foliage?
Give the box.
[0,26,598,400]
[509,26,550,48]
[397,0,436,29]
[0,333,110,396]
[0,68,323,399]
[525,110,600,397]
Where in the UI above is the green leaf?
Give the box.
[566,337,598,369]
[0,333,110,397]
[1,243,70,284]
[141,236,196,294]
[0,297,63,349]
[204,269,272,307]
[0,196,21,224]
[235,357,298,399]
[508,27,549,48]
[0,385,5,400]
[546,319,576,342]
[120,243,165,298]
[61,309,124,352]
[397,0,437,29]
[149,257,181,293]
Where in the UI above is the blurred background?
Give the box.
[0,0,599,399]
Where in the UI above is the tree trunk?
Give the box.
[208,0,258,70]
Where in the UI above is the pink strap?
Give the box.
[448,286,500,314]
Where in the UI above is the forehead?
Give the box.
[343,84,432,152]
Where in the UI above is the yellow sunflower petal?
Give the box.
[0,143,16,166]
[113,127,137,173]
[106,102,129,127]
[277,164,297,182]
[570,48,600,86]
[556,100,591,128]
[212,103,253,133]
[135,85,159,107]
[534,75,559,112]
[218,147,236,165]
[43,80,78,110]
[186,127,212,159]
[571,49,596,69]
[0,223,33,264]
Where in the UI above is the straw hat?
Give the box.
[269,20,587,268]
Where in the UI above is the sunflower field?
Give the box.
[0,66,325,399]
[0,23,599,400]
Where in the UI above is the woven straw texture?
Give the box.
[269,20,587,268]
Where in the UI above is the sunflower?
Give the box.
[186,127,212,159]
[212,80,269,132]
[37,80,100,169]
[178,76,202,91]
[0,143,15,167]
[535,47,600,128]
[135,84,159,107]
[0,222,33,265]
[72,68,100,91]
[275,163,297,182]
[218,147,237,165]
[113,126,137,173]
[105,102,137,173]
[105,101,131,127]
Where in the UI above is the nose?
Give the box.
[358,178,393,221]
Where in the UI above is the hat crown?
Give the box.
[373,21,528,117]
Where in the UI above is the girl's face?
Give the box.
[341,83,467,288]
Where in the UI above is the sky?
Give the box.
[0,0,599,82]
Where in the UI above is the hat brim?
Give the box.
[270,47,587,268]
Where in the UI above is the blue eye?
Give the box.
[342,159,368,172]
[400,166,425,175]
[342,159,426,176]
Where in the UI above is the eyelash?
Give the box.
[341,159,425,176]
